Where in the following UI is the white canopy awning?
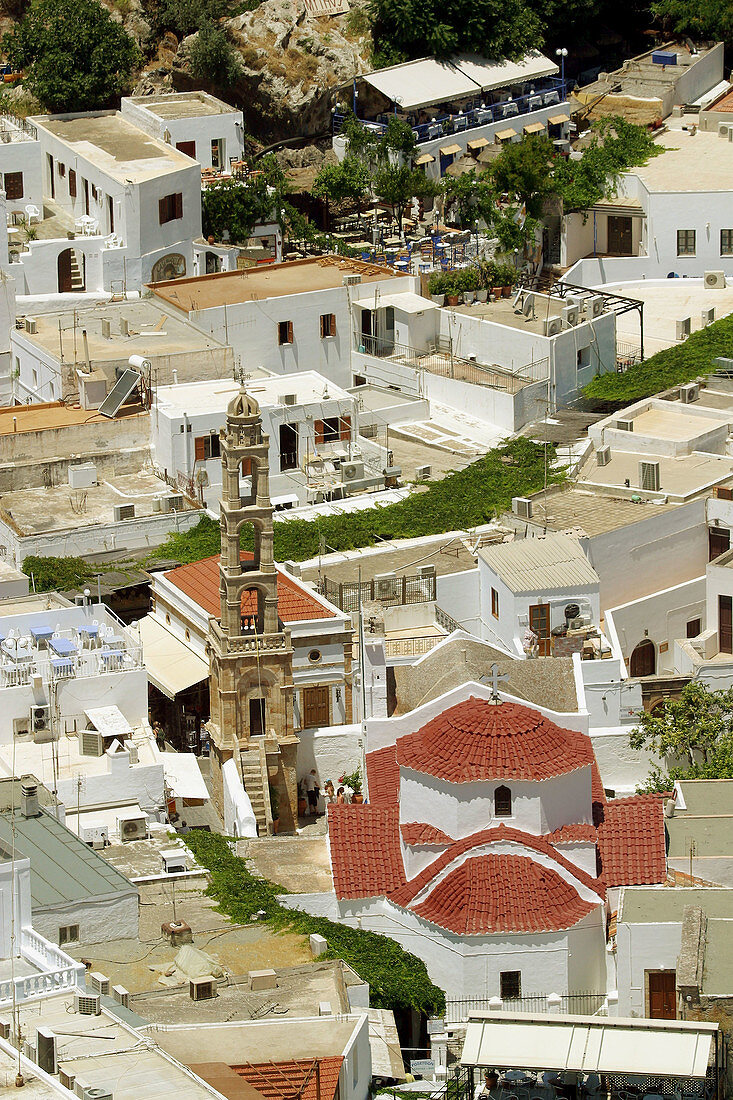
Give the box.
[163,752,209,801]
[362,52,558,111]
[462,1013,717,1080]
[139,615,209,700]
[379,292,435,314]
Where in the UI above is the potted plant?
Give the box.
[444,273,461,308]
[297,780,307,818]
[499,262,515,297]
[461,266,479,304]
[340,767,364,804]
[428,270,446,305]
[269,782,281,834]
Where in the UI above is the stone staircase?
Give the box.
[239,741,271,835]
[69,250,84,291]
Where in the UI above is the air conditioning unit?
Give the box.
[596,445,611,466]
[375,572,398,600]
[165,494,184,512]
[680,382,699,403]
[676,317,691,340]
[30,704,51,734]
[562,304,580,327]
[639,459,661,492]
[415,464,432,480]
[701,307,715,327]
[616,419,634,431]
[23,1042,36,1064]
[360,423,378,438]
[189,976,217,1001]
[77,1085,113,1100]
[36,1028,57,1075]
[78,729,105,757]
[118,812,147,842]
[68,463,97,489]
[417,564,436,578]
[89,972,110,997]
[587,295,604,317]
[343,273,362,286]
[512,496,533,519]
[80,824,108,847]
[25,317,37,335]
[718,123,732,138]
[59,1068,75,1091]
[112,985,130,1008]
[705,270,726,290]
[0,1020,10,1039]
[341,461,364,483]
[544,317,562,337]
[74,991,101,1016]
[282,394,297,406]
[113,504,135,522]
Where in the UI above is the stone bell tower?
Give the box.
[206,386,298,834]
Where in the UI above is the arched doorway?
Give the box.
[630,639,656,678]
[57,248,85,292]
[205,250,220,274]
[151,252,186,282]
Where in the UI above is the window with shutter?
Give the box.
[159,193,183,224]
[339,415,351,442]
[302,686,330,728]
[174,192,183,219]
[278,320,293,345]
[4,172,23,201]
[194,436,206,461]
[69,170,77,198]
[320,313,336,338]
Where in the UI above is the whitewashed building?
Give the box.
[121,91,245,171]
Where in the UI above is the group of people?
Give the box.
[301,769,358,816]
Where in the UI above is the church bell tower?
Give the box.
[206,386,298,833]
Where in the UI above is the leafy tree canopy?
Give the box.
[312,157,371,210]
[552,116,663,213]
[202,155,288,243]
[492,134,555,218]
[3,0,140,113]
[21,555,96,594]
[651,0,733,49]
[147,0,230,38]
[188,24,242,89]
[630,682,733,792]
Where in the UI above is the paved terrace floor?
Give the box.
[614,283,733,356]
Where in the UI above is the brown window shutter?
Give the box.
[319,315,325,338]
[287,320,294,344]
[330,314,336,335]
[174,193,183,219]
[159,197,167,224]
[340,415,351,442]
[241,457,251,476]
[69,170,76,198]
[315,420,325,446]
[5,173,22,201]
[194,436,206,461]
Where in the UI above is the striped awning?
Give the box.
[439,143,462,155]
[415,152,436,165]
[524,121,545,134]
[548,113,570,125]
[496,128,517,140]
[467,137,490,150]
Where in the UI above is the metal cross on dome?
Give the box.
[479,663,509,704]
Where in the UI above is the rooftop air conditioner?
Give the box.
[78,1086,113,1100]
[416,564,436,578]
[544,317,562,337]
[190,976,216,1001]
[31,704,51,735]
[415,464,432,480]
[74,991,101,1016]
[36,1028,57,1075]
[69,463,98,490]
[596,446,611,466]
[59,1069,75,1091]
[512,496,533,519]
[25,317,37,335]
[80,824,108,847]
[341,461,364,483]
[282,394,297,406]
[375,572,398,600]
[587,295,604,318]
[680,382,699,403]
[118,812,147,842]
[616,419,634,431]
[112,985,130,1008]
[78,729,105,758]
[701,307,715,327]
[113,504,135,522]
[562,304,580,327]
[676,317,691,340]
[343,274,362,286]
[639,459,661,492]
[705,271,726,290]
[165,494,184,512]
[89,972,110,997]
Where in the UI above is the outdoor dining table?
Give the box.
[30,624,53,643]
[49,637,77,657]
[50,656,74,677]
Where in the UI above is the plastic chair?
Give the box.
[24,204,40,225]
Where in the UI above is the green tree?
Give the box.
[491,134,555,218]
[188,24,242,89]
[3,0,140,113]
[202,155,287,243]
[443,169,496,230]
[552,116,663,213]
[147,0,230,37]
[369,0,542,64]
[312,157,371,213]
[630,682,733,792]
[651,0,733,48]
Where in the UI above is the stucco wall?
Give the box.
[32,889,138,946]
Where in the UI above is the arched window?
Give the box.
[630,639,656,678]
[495,785,512,817]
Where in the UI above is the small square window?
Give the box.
[491,587,499,618]
[320,313,336,338]
[278,320,294,345]
[677,229,696,256]
[721,230,733,256]
[686,618,702,639]
[59,924,80,945]
[500,970,521,999]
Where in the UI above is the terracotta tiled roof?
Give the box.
[328,803,406,899]
[401,822,453,846]
[164,553,334,622]
[395,697,595,782]
[365,745,400,805]
[390,824,604,908]
[233,1059,343,1100]
[596,795,666,887]
[412,853,597,934]
[591,759,607,826]
[548,823,598,844]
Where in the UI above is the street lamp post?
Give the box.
[556,47,568,93]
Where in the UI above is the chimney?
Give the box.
[20,778,40,818]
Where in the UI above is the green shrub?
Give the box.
[427,270,447,296]
[184,830,445,1015]
[584,309,733,406]
[22,555,96,593]
[458,266,479,292]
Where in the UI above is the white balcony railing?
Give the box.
[0,928,85,1008]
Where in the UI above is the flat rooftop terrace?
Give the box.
[612,282,733,356]
[127,91,240,119]
[517,486,675,536]
[630,127,733,192]
[0,400,144,435]
[577,448,733,500]
[24,301,229,364]
[150,256,401,310]
[453,292,580,336]
[620,887,733,924]
[629,405,731,441]
[32,111,194,183]
[155,371,349,416]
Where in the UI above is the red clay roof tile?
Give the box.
[412,853,597,934]
[548,823,598,844]
[401,822,453,846]
[596,795,666,887]
[328,803,406,899]
[164,553,334,622]
[365,745,400,805]
[233,1058,343,1100]
[395,697,595,782]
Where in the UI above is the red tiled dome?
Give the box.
[395,696,594,783]
[411,853,597,934]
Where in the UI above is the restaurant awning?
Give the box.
[162,752,209,801]
[461,1013,717,1080]
[496,128,517,140]
[454,52,558,94]
[548,113,571,125]
[415,152,436,164]
[139,615,209,700]
[524,121,546,134]
[439,143,462,155]
[467,137,489,150]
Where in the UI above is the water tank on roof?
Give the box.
[651,50,677,65]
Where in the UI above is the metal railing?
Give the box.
[384,633,445,658]
[436,606,461,634]
[319,572,437,613]
[0,110,37,142]
[356,334,546,394]
[333,79,568,142]
[616,341,643,370]
[445,991,607,1023]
